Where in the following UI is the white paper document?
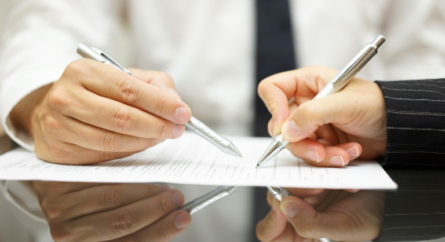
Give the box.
[0,132,397,189]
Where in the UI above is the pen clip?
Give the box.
[91,47,132,75]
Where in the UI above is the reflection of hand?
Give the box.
[256,188,384,241]
[11,59,192,164]
[258,66,387,167]
[32,181,191,241]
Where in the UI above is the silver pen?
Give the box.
[77,43,242,157]
[178,186,238,215]
[256,35,385,167]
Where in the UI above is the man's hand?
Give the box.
[11,59,192,164]
[32,181,191,242]
[258,66,387,167]
[256,188,384,241]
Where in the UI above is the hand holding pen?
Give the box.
[78,44,242,158]
[257,35,385,168]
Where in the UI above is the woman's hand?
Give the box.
[256,188,384,241]
[258,66,387,167]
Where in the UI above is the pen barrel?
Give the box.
[314,35,385,100]
[184,117,231,149]
[77,43,105,62]
[179,186,236,215]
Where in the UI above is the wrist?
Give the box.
[10,84,52,135]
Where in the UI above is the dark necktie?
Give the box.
[252,0,296,241]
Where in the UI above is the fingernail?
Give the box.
[169,88,182,99]
[171,124,183,138]
[281,201,299,218]
[330,155,345,166]
[306,149,320,163]
[175,107,190,123]
[283,120,300,139]
[347,146,359,159]
[161,184,170,192]
[272,120,278,137]
[172,191,183,208]
[175,212,190,229]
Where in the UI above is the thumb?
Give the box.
[281,94,343,142]
[280,196,334,239]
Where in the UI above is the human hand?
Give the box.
[31,181,191,242]
[11,59,191,164]
[258,66,387,167]
[256,188,384,241]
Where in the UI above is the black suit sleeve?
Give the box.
[376,79,445,167]
[374,79,445,241]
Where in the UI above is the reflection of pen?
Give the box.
[256,35,385,167]
[77,43,242,157]
[178,186,238,215]
[267,186,291,202]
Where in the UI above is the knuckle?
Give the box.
[111,107,137,133]
[117,79,140,104]
[152,223,169,242]
[50,226,75,242]
[102,189,122,209]
[47,90,71,110]
[155,194,174,215]
[297,223,315,238]
[153,95,169,115]
[156,121,174,138]
[102,132,123,151]
[100,152,120,161]
[298,102,317,120]
[64,59,90,78]
[43,115,62,135]
[45,201,64,219]
[257,80,268,99]
[47,142,67,160]
[110,208,138,236]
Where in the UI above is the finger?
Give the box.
[336,143,362,161]
[69,189,184,241]
[287,140,362,167]
[314,124,338,146]
[108,210,191,242]
[258,67,338,136]
[286,138,326,164]
[286,188,324,198]
[34,136,134,165]
[68,59,191,124]
[281,93,357,142]
[57,114,164,152]
[64,184,170,219]
[129,69,182,99]
[280,195,368,241]
[256,199,288,242]
[54,87,184,139]
[32,181,117,198]
[258,72,294,137]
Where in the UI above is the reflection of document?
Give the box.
[0,132,397,189]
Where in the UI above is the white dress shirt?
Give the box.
[0,0,445,241]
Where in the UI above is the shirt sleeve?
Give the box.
[376,79,445,167]
[0,0,122,150]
